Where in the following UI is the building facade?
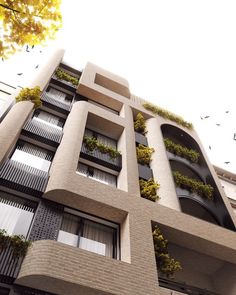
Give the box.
[0,53,235,295]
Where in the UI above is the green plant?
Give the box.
[136,144,154,166]
[134,112,147,135]
[139,178,160,202]
[15,86,42,108]
[83,136,121,159]
[173,171,214,200]
[55,68,79,86]
[143,102,193,130]
[153,226,182,277]
[164,138,200,163]
[0,229,31,258]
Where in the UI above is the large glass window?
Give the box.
[11,141,53,172]
[47,87,73,105]
[0,192,37,237]
[85,128,117,149]
[58,211,119,259]
[77,162,117,187]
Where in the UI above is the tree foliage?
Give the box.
[136,144,154,166]
[139,178,160,202]
[153,226,182,277]
[15,86,42,108]
[134,112,147,135]
[0,0,62,59]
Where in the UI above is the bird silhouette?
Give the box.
[224,161,230,164]
[234,133,236,140]
[200,116,204,120]
[225,111,229,113]
[17,73,23,76]
[35,65,39,69]
[26,45,30,52]
[204,115,210,119]
[209,145,211,150]
[216,123,221,126]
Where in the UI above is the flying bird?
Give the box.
[17,73,23,76]
[225,111,229,113]
[234,133,236,140]
[200,116,204,120]
[224,161,230,164]
[204,115,210,119]
[26,45,30,52]
[216,123,221,126]
[209,145,211,150]
[35,65,39,69]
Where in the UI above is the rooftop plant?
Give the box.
[153,226,182,277]
[142,102,193,130]
[55,68,79,86]
[173,171,214,200]
[134,112,147,135]
[164,138,200,163]
[15,86,42,108]
[136,144,154,166]
[0,229,31,258]
[139,178,160,202]
[83,136,121,159]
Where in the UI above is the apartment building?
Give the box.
[0,80,18,122]
[0,51,235,295]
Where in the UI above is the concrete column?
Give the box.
[118,104,140,195]
[28,48,65,91]
[0,101,34,164]
[146,118,181,211]
[47,101,88,189]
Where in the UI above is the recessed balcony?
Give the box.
[80,142,122,172]
[138,163,153,180]
[41,93,71,115]
[22,118,63,148]
[135,132,148,146]
[0,160,48,197]
[0,239,23,284]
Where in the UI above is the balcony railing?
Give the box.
[0,160,48,197]
[138,163,153,180]
[41,93,71,114]
[80,142,122,172]
[22,118,63,148]
[51,74,78,91]
[135,132,148,146]
[159,277,219,295]
[0,239,23,284]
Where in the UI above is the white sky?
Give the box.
[0,0,236,173]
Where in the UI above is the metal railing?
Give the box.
[41,93,71,113]
[80,143,122,172]
[23,119,62,147]
[0,239,23,284]
[0,160,48,197]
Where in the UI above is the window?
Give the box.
[77,162,117,187]
[58,211,119,259]
[0,192,37,237]
[11,141,53,172]
[33,110,64,129]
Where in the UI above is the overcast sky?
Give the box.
[1,0,236,172]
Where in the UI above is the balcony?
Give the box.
[135,132,148,146]
[41,93,71,115]
[80,142,122,172]
[22,118,63,148]
[138,163,153,180]
[0,239,23,284]
[0,160,48,197]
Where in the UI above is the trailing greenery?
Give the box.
[134,112,147,135]
[55,68,79,86]
[139,178,160,202]
[15,86,42,108]
[136,144,154,166]
[142,102,193,130]
[173,171,214,200]
[164,138,200,163]
[83,136,121,159]
[0,229,31,258]
[153,226,182,277]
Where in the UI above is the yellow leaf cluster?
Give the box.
[0,0,62,59]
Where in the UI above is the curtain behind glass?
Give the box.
[93,168,116,187]
[48,88,67,102]
[96,134,116,149]
[34,110,60,126]
[80,220,114,257]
